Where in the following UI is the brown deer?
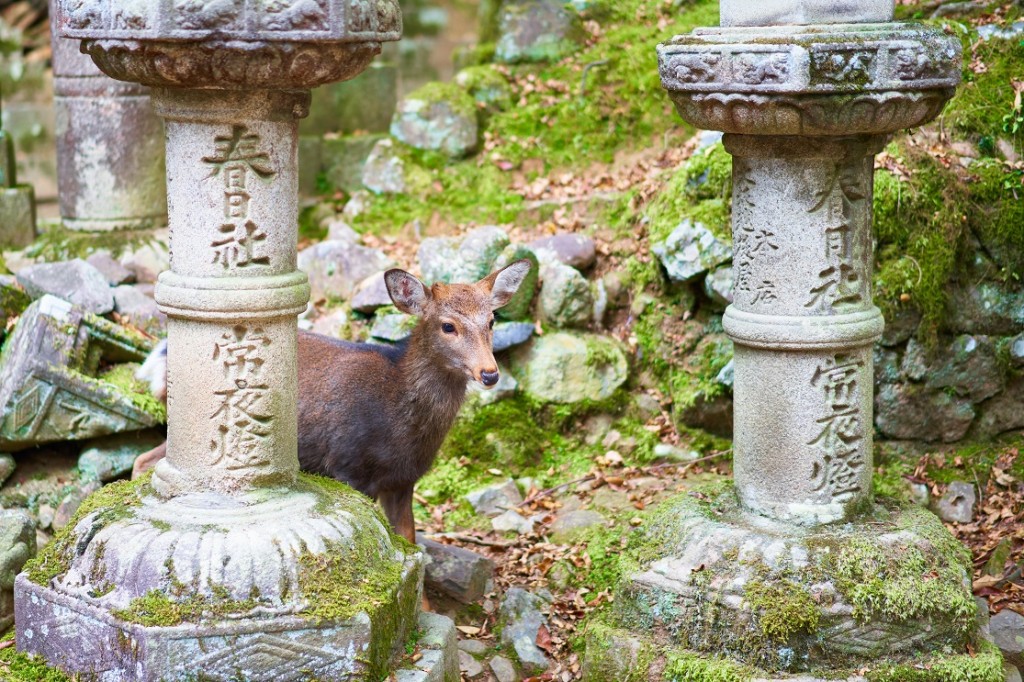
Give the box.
[133,259,533,546]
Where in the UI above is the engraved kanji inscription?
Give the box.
[204,125,276,269]
[808,354,866,502]
[210,326,273,469]
[805,161,868,311]
[733,175,780,305]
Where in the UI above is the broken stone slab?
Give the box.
[499,587,552,675]
[933,481,977,524]
[0,295,165,451]
[417,534,495,604]
[0,509,34,632]
[77,429,166,483]
[112,284,166,334]
[298,239,396,302]
[86,252,135,286]
[467,479,524,517]
[16,259,114,315]
[652,219,731,284]
[393,611,460,682]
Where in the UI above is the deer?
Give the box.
[132,259,533,549]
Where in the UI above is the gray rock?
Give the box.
[86,252,135,285]
[0,454,15,487]
[1006,664,1022,682]
[52,480,103,532]
[112,285,165,333]
[298,239,395,302]
[16,259,114,315]
[654,443,700,463]
[418,535,495,604]
[390,82,479,158]
[875,383,975,443]
[459,650,485,679]
[457,639,488,656]
[716,358,735,389]
[538,260,593,328]
[874,347,901,385]
[495,0,583,64]
[930,1,986,19]
[326,220,360,244]
[492,244,539,320]
[633,393,662,418]
[511,332,628,404]
[881,306,922,346]
[1011,334,1024,369]
[677,392,734,438]
[977,21,1024,41]
[0,510,35,631]
[361,138,408,195]
[419,226,511,285]
[652,219,731,283]
[491,509,536,534]
[351,271,393,313]
[549,510,604,544]
[499,587,552,675]
[992,608,1024,668]
[947,283,1024,336]
[934,481,977,524]
[703,265,734,307]
[466,479,524,517]
[489,656,518,682]
[492,321,534,352]
[529,233,596,270]
[973,376,1024,439]
[467,366,518,406]
[695,129,724,151]
[453,65,512,116]
[370,312,415,342]
[309,308,349,338]
[901,335,1005,403]
[78,430,166,482]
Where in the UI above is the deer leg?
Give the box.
[132,442,167,480]
[379,487,431,612]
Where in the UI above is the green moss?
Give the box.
[826,504,976,639]
[406,81,478,122]
[0,631,73,682]
[866,640,1004,682]
[645,142,734,245]
[112,587,259,627]
[0,279,30,318]
[25,224,165,263]
[947,31,1024,146]
[97,363,167,421]
[664,652,754,682]
[744,580,820,643]
[24,475,153,586]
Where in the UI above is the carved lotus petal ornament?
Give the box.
[54,0,402,89]
[658,23,961,136]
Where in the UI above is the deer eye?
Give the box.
[442,323,456,334]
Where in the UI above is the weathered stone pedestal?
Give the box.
[0,91,36,249]
[13,3,457,681]
[49,0,167,233]
[584,4,1001,680]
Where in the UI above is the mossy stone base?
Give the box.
[594,486,987,677]
[15,474,424,681]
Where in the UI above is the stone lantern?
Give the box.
[13,3,456,681]
[585,2,995,680]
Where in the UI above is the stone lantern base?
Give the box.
[583,485,1002,681]
[14,474,452,681]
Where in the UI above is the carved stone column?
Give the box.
[13,3,440,681]
[0,90,36,249]
[49,0,166,232]
[583,5,997,680]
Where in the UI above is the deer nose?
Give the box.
[481,370,500,387]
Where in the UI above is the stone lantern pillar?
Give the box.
[49,0,167,232]
[13,3,448,681]
[584,4,995,680]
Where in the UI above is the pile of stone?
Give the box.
[298,221,629,407]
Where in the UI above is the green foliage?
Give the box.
[0,631,73,682]
[866,641,1004,682]
[664,652,753,682]
[644,142,733,245]
[947,34,1024,146]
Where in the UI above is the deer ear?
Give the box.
[385,269,431,316]
[482,259,532,310]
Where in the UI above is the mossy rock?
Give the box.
[494,0,585,64]
[454,65,513,118]
[390,82,480,159]
[510,332,628,404]
[606,484,980,674]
